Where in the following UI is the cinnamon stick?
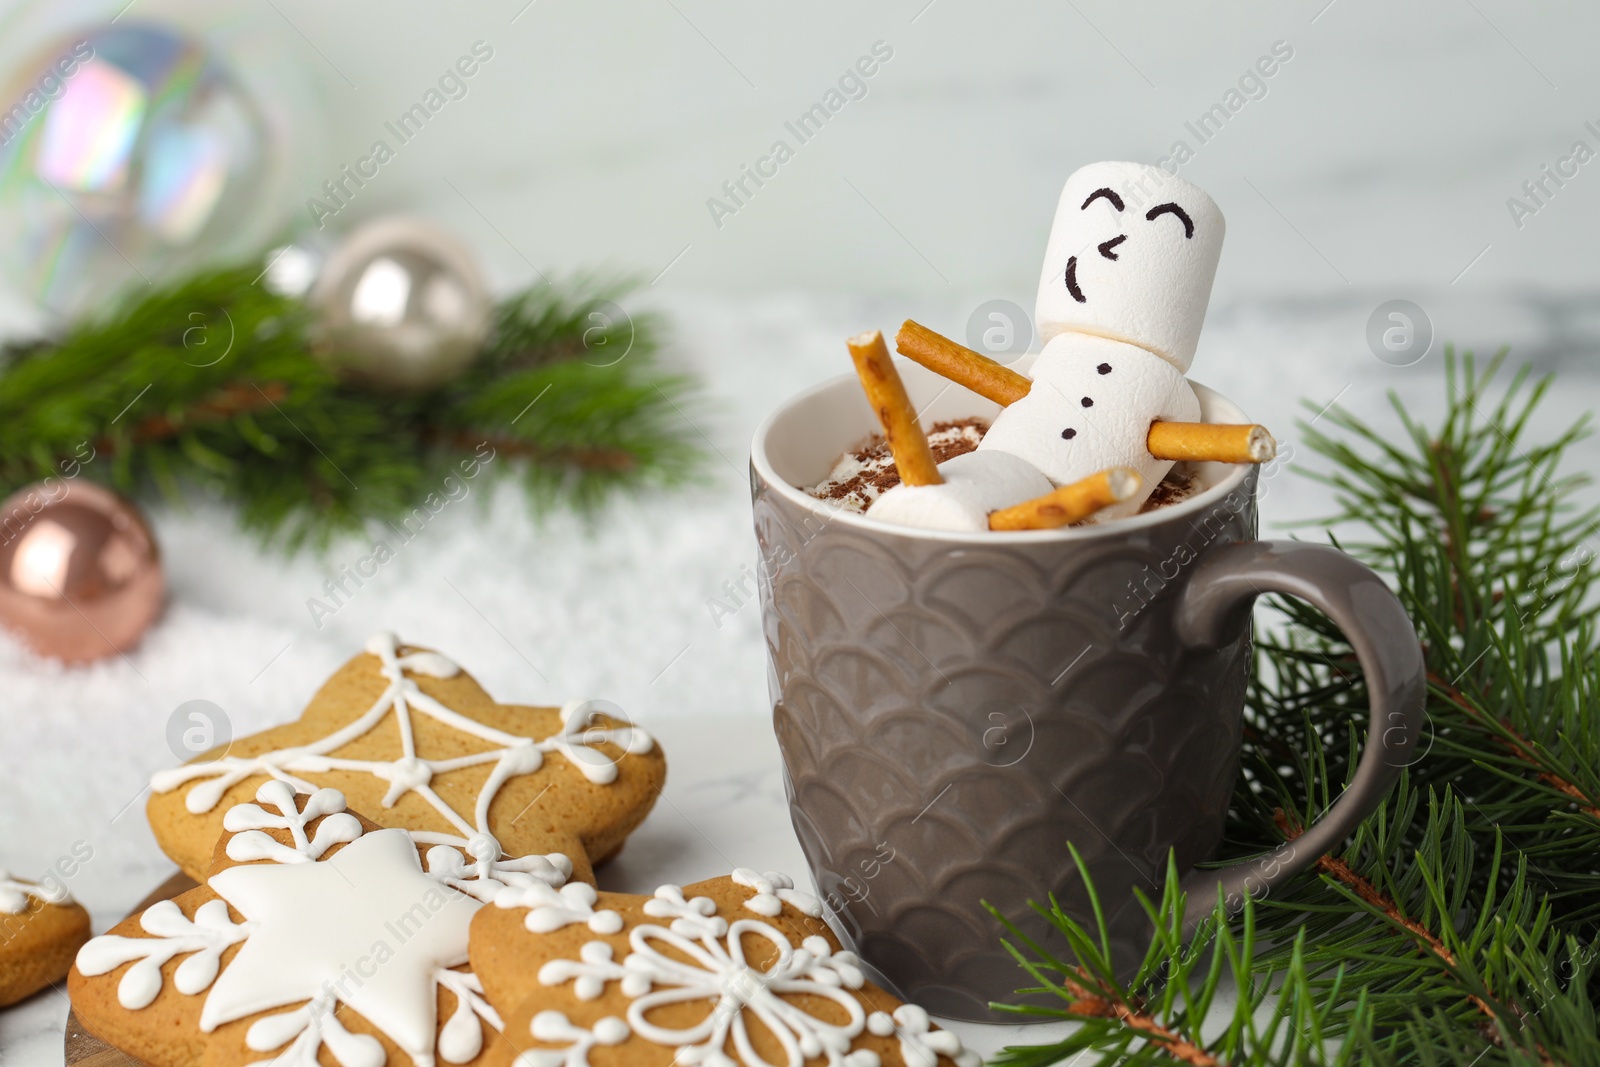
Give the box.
[894,320,1032,407]
[847,330,942,487]
[988,467,1140,531]
[1148,422,1276,464]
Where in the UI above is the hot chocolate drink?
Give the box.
[806,417,1200,521]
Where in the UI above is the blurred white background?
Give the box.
[1,2,1597,1057]
[149,0,1600,302]
[6,1,1598,313]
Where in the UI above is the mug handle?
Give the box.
[1171,540,1427,925]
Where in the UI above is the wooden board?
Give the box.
[63,871,198,1066]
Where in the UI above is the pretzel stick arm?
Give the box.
[894,321,1033,407]
[1148,422,1276,464]
[846,330,943,487]
[988,467,1141,531]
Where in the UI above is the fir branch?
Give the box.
[1427,671,1600,822]
[0,262,707,549]
[988,847,1363,1066]
[114,382,291,447]
[996,350,1600,1066]
[1262,785,1582,1064]
[1272,806,1511,1031]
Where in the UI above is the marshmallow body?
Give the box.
[978,333,1199,521]
[868,449,1054,533]
[1034,161,1224,373]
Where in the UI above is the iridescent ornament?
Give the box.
[0,22,270,315]
[307,216,492,391]
[0,481,163,662]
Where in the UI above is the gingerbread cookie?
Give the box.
[471,871,980,1067]
[1,870,91,1006]
[149,633,665,885]
[71,783,544,1066]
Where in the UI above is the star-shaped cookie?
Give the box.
[471,871,981,1067]
[71,782,529,1066]
[148,633,665,885]
[1,871,91,1007]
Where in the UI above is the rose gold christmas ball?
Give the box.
[0,481,164,662]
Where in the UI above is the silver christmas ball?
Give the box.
[307,217,491,391]
[261,230,336,299]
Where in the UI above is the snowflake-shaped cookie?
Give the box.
[71,784,513,1067]
[470,871,980,1067]
[147,633,665,887]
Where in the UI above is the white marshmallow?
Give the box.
[978,333,1200,521]
[868,449,1054,533]
[1033,161,1224,373]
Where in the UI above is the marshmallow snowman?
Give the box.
[870,161,1225,530]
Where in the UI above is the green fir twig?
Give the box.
[993,350,1600,1066]
[0,263,706,549]
[987,846,1363,1066]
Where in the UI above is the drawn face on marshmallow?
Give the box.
[1034,161,1225,374]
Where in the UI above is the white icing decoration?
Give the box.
[495,880,624,935]
[514,1011,630,1067]
[75,898,255,1010]
[642,884,726,938]
[0,871,72,914]
[149,632,654,855]
[199,826,481,1061]
[224,781,363,864]
[547,700,656,785]
[868,1006,981,1067]
[426,833,574,905]
[540,940,627,1002]
[524,873,979,1067]
[436,967,504,1063]
[731,869,822,918]
[538,880,889,1067]
[75,787,506,1067]
[244,990,385,1067]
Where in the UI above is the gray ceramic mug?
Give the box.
[749,357,1426,1022]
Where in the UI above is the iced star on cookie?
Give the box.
[201,828,478,1057]
[470,871,980,1067]
[147,633,666,887]
[71,784,509,1067]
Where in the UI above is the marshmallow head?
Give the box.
[1034,161,1224,373]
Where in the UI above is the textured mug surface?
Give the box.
[750,361,1422,1022]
